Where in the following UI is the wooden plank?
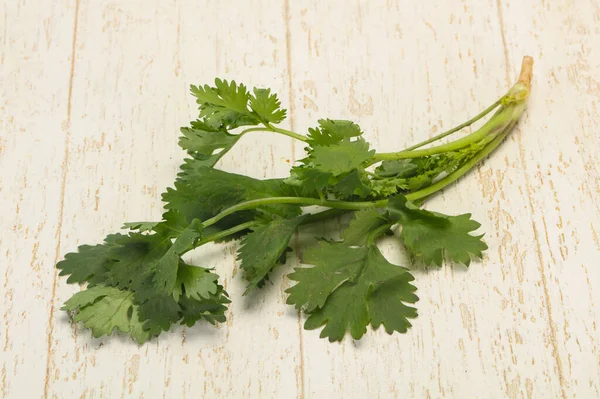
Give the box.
[285,1,576,398]
[43,1,302,398]
[1,1,599,398]
[497,1,600,397]
[0,1,78,398]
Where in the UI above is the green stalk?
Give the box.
[367,223,395,245]
[194,221,259,248]
[181,209,349,254]
[266,123,309,142]
[240,125,308,142]
[212,124,307,166]
[371,105,514,162]
[201,197,388,229]
[403,99,502,151]
[405,125,513,203]
[370,61,531,165]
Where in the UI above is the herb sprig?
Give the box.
[57,57,533,343]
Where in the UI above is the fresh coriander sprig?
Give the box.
[57,56,533,343]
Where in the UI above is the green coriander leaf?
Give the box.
[62,285,153,343]
[179,287,230,327]
[56,235,120,285]
[123,210,194,239]
[340,209,390,246]
[387,195,488,266]
[136,293,181,335]
[307,119,363,146]
[152,219,203,294]
[136,267,230,334]
[286,121,371,197]
[122,221,159,233]
[301,276,370,341]
[181,122,238,152]
[128,309,154,344]
[152,210,188,238]
[185,153,223,169]
[62,230,199,298]
[211,79,252,114]
[171,218,203,253]
[178,120,242,168]
[237,217,301,293]
[286,241,367,312]
[62,285,124,312]
[288,242,418,342]
[180,127,239,158]
[309,139,374,176]
[190,79,259,129]
[286,139,374,197]
[285,167,331,195]
[173,263,219,301]
[62,276,230,343]
[249,88,287,124]
[58,233,171,289]
[330,170,371,199]
[369,274,419,334]
[102,233,172,292]
[152,253,179,293]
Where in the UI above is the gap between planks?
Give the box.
[495,1,568,398]
[43,1,81,398]
[284,1,306,398]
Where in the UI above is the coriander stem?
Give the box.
[186,209,349,254]
[201,197,387,229]
[403,99,502,151]
[239,127,269,134]
[240,125,308,142]
[371,106,513,162]
[367,223,394,245]
[178,221,259,256]
[405,125,513,202]
[210,125,306,167]
[517,56,534,91]
[195,221,259,248]
[266,124,309,142]
[369,56,533,166]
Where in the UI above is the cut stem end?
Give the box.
[517,56,534,89]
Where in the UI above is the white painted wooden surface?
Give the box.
[1,1,599,398]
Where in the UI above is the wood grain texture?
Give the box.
[1,1,598,398]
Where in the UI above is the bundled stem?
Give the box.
[195,56,533,246]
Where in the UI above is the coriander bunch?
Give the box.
[57,57,533,343]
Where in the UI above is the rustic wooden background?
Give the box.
[1,1,599,398]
